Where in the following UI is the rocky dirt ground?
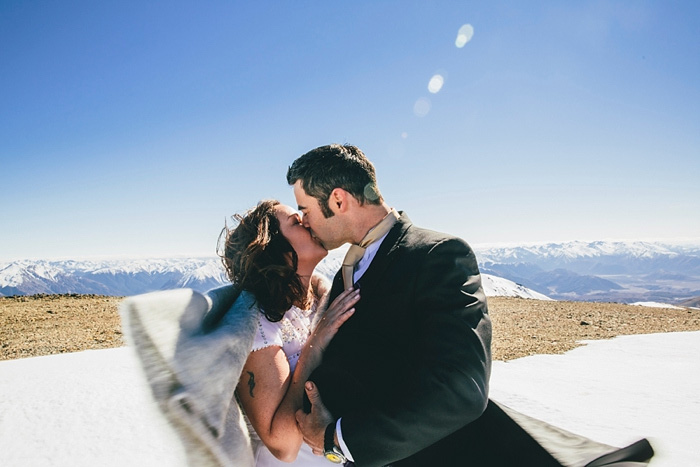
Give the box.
[1,294,124,361]
[488,297,700,360]
[1,294,699,361]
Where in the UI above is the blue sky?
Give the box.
[1,1,699,261]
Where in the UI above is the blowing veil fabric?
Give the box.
[120,285,259,467]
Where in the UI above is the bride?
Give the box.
[220,199,358,466]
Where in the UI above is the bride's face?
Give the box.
[275,204,328,268]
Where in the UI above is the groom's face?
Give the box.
[293,181,345,250]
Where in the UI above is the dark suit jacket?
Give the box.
[309,212,493,466]
[309,213,655,467]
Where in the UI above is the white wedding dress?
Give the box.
[246,305,330,467]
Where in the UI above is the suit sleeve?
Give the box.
[341,237,492,466]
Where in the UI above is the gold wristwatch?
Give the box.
[323,421,347,464]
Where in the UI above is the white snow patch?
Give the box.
[631,301,686,310]
[2,332,698,466]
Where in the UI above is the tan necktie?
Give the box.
[342,209,400,289]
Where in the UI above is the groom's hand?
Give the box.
[295,381,334,455]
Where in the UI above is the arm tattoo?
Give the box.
[247,371,256,398]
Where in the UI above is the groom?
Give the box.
[288,144,495,466]
[289,144,655,467]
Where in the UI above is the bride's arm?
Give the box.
[237,347,302,462]
[236,287,360,462]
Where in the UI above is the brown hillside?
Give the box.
[678,296,700,308]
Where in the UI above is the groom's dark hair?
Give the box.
[286,144,384,218]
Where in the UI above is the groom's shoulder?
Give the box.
[396,211,474,254]
[404,222,473,254]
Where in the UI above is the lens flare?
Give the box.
[455,24,474,48]
[428,74,444,94]
[413,97,431,117]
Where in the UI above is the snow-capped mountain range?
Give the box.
[0,258,229,297]
[2,240,699,304]
[474,240,700,272]
[1,249,545,301]
[473,240,700,304]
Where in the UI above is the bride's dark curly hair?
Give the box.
[218,199,306,322]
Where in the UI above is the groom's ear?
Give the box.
[329,188,350,213]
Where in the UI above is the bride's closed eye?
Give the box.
[286,213,302,226]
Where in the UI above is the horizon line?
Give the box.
[3,236,700,263]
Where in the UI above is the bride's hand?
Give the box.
[305,288,359,357]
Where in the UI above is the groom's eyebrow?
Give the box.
[297,204,306,211]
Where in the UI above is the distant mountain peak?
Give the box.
[481,274,552,300]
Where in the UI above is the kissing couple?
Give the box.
[123,143,654,467]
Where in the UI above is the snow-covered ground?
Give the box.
[631,301,685,310]
[1,332,698,466]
